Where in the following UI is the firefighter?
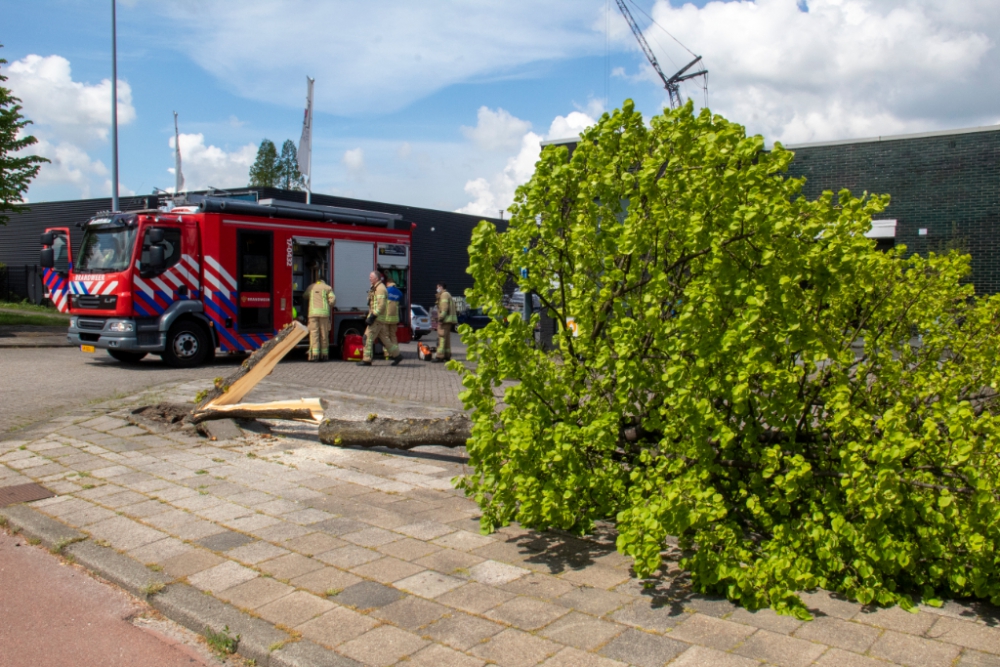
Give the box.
[383,277,403,360]
[304,268,335,361]
[359,271,402,366]
[434,281,458,362]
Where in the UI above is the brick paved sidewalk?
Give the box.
[2,379,999,667]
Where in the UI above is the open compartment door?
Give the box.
[39,227,73,313]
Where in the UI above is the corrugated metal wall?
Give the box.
[0,190,505,308]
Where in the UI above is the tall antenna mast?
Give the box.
[614,0,707,109]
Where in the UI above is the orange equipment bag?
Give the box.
[341,334,365,361]
[417,342,434,361]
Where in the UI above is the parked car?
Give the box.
[457,307,493,330]
[410,304,432,340]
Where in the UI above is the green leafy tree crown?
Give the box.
[456,100,1000,618]
[0,45,49,226]
[248,138,279,188]
[278,139,304,191]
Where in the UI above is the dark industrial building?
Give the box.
[785,124,1000,293]
[0,187,501,311]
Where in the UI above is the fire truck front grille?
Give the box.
[77,318,107,331]
[73,294,117,309]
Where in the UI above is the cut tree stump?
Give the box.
[318,414,471,449]
[195,321,308,410]
[190,398,326,424]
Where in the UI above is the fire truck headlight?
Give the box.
[108,321,134,333]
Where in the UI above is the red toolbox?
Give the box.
[341,334,364,361]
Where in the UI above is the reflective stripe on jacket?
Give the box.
[307,281,335,317]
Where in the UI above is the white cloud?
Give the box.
[343,148,365,175]
[457,110,598,216]
[168,133,257,192]
[6,54,135,145]
[151,1,604,115]
[7,53,137,200]
[461,107,533,151]
[397,142,412,159]
[640,0,1000,143]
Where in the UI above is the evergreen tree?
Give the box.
[278,139,304,191]
[248,139,279,188]
[0,45,48,226]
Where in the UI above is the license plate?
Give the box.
[81,345,96,353]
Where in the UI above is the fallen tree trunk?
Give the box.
[319,414,472,449]
[189,399,326,424]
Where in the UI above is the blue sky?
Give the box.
[5,0,998,214]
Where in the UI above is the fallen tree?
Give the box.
[189,398,326,424]
[318,414,471,449]
[456,100,1000,618]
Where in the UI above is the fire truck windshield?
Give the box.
[77,223,138,273]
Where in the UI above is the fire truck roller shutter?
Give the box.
[333,240,375,312]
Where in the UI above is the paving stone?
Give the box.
[599,628,689,667]
[350,555,425,584]
[927,616,1000,654]
[252,521,312,544]
[195,530,255,552]
[224,513,281,533]
[792,615,881,653]
[560,566,632,590]
[377,536,442,561]
[311,517,370,536]
[535,646,628,667]
[539,611,625,650]
[469,560,531,586]
[219,576,295,610]
[285,531,347,556]
[186,561,259,594]
[290,566,363,596]
[470,628,564,667]
[337,625,429,667]
[425,612,507,650]
[684,596,741,619]
[161,549,225,578]
[414,548,484,575]
[814,648,907,667]
[610,599,689,632]
[798,590,861,620]
[226,541,289,565]
[201,418,242,441]
[406,643,487,667]
[283,508,336,525]
[486,596,571,631]
[260,552,325,581]
[871,630,965,667]
[395,520,456,540]
[60,504,118,526]
[555,586,632,616]
[120,499,172,519]
[726,607,804,635]
[732,628,829,667]
[433,530,496,551]
[438,582,517,614]
[371,595,449,630]
[298,605,380,648]
[128,537,192,565]
[669,613,758,651]
[396,570,467,598]
[335,580,406,611]
[341,526,404,547]
[503,573,578,601]
[171,493,226,511]
[87,515,167,551]
[958,650,1000,667]
[855,606,937,636]
[667,645,762,667]
[256,590,335,627]
[171,519,228,541]
[316,545,383,568]
[198,502,253,523]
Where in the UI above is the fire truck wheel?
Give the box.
[162,321,209,368]
[107,350,147,364]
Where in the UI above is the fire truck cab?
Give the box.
[39,196,412,367]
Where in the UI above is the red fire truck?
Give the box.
[39,196,413,366]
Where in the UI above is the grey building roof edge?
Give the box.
[539,136,580,147]
[783,123,1000,149]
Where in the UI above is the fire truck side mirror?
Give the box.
[147,228,165,245]
[41,231,55,247]
[148,245,166,271]
[40,247,54,268]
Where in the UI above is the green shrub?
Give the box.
[456,100,1000,618]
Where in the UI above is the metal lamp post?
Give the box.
[110,0,120,212]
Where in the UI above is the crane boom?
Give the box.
[614,0,707,109]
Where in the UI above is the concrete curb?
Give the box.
[0,343,72,348]
[0,504,362,667]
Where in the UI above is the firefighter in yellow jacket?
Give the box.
[434,281,458,362]
[359,271,402,366]
[304,272,335,361]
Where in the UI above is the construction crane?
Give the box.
[614,0,707,109]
